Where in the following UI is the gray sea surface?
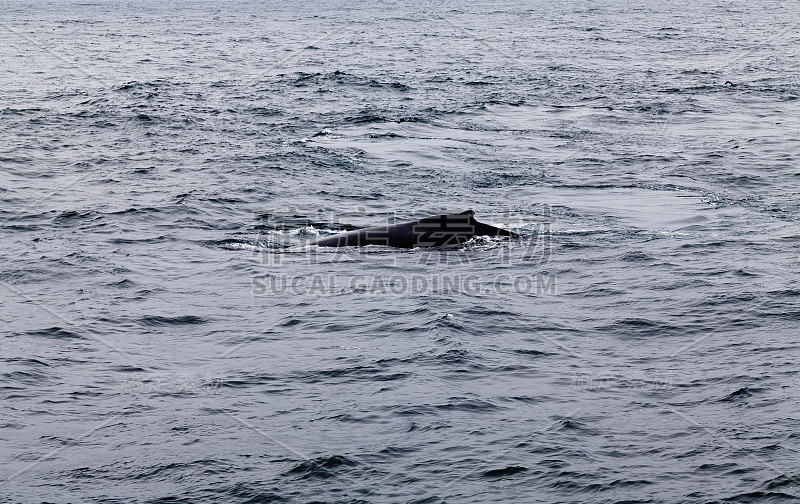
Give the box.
[1,1,799,503]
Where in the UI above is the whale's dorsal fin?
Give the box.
[417,210,474,224]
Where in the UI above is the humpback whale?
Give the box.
[310,210,518,248]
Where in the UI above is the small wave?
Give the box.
[4,357,49,367]
[482,465,527,478]
[721,491,800,502]
[293,366,411,385]
[435,398,501,412]
[762,474,800,491]
[620,250,655,262]
[553,418,598,435]
[214,372,276,388]
[23,326,84,340]
[138,315,208,326]
[720,387,760,402]
[512,348,552,357]
[211,238,262,251]
[110,365,148,373]
[285,454,358,480]
[599,317,680,338]
[345,114,385,124]
[213,482,287,502]
[109,235,171,245]
[2,369,53,386]
[52,209,97,224]
[114,79,171,92]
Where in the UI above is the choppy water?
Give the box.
[2,1,800,502]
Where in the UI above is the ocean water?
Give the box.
[1,1,799,502]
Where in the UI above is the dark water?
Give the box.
[2,1,799,502]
